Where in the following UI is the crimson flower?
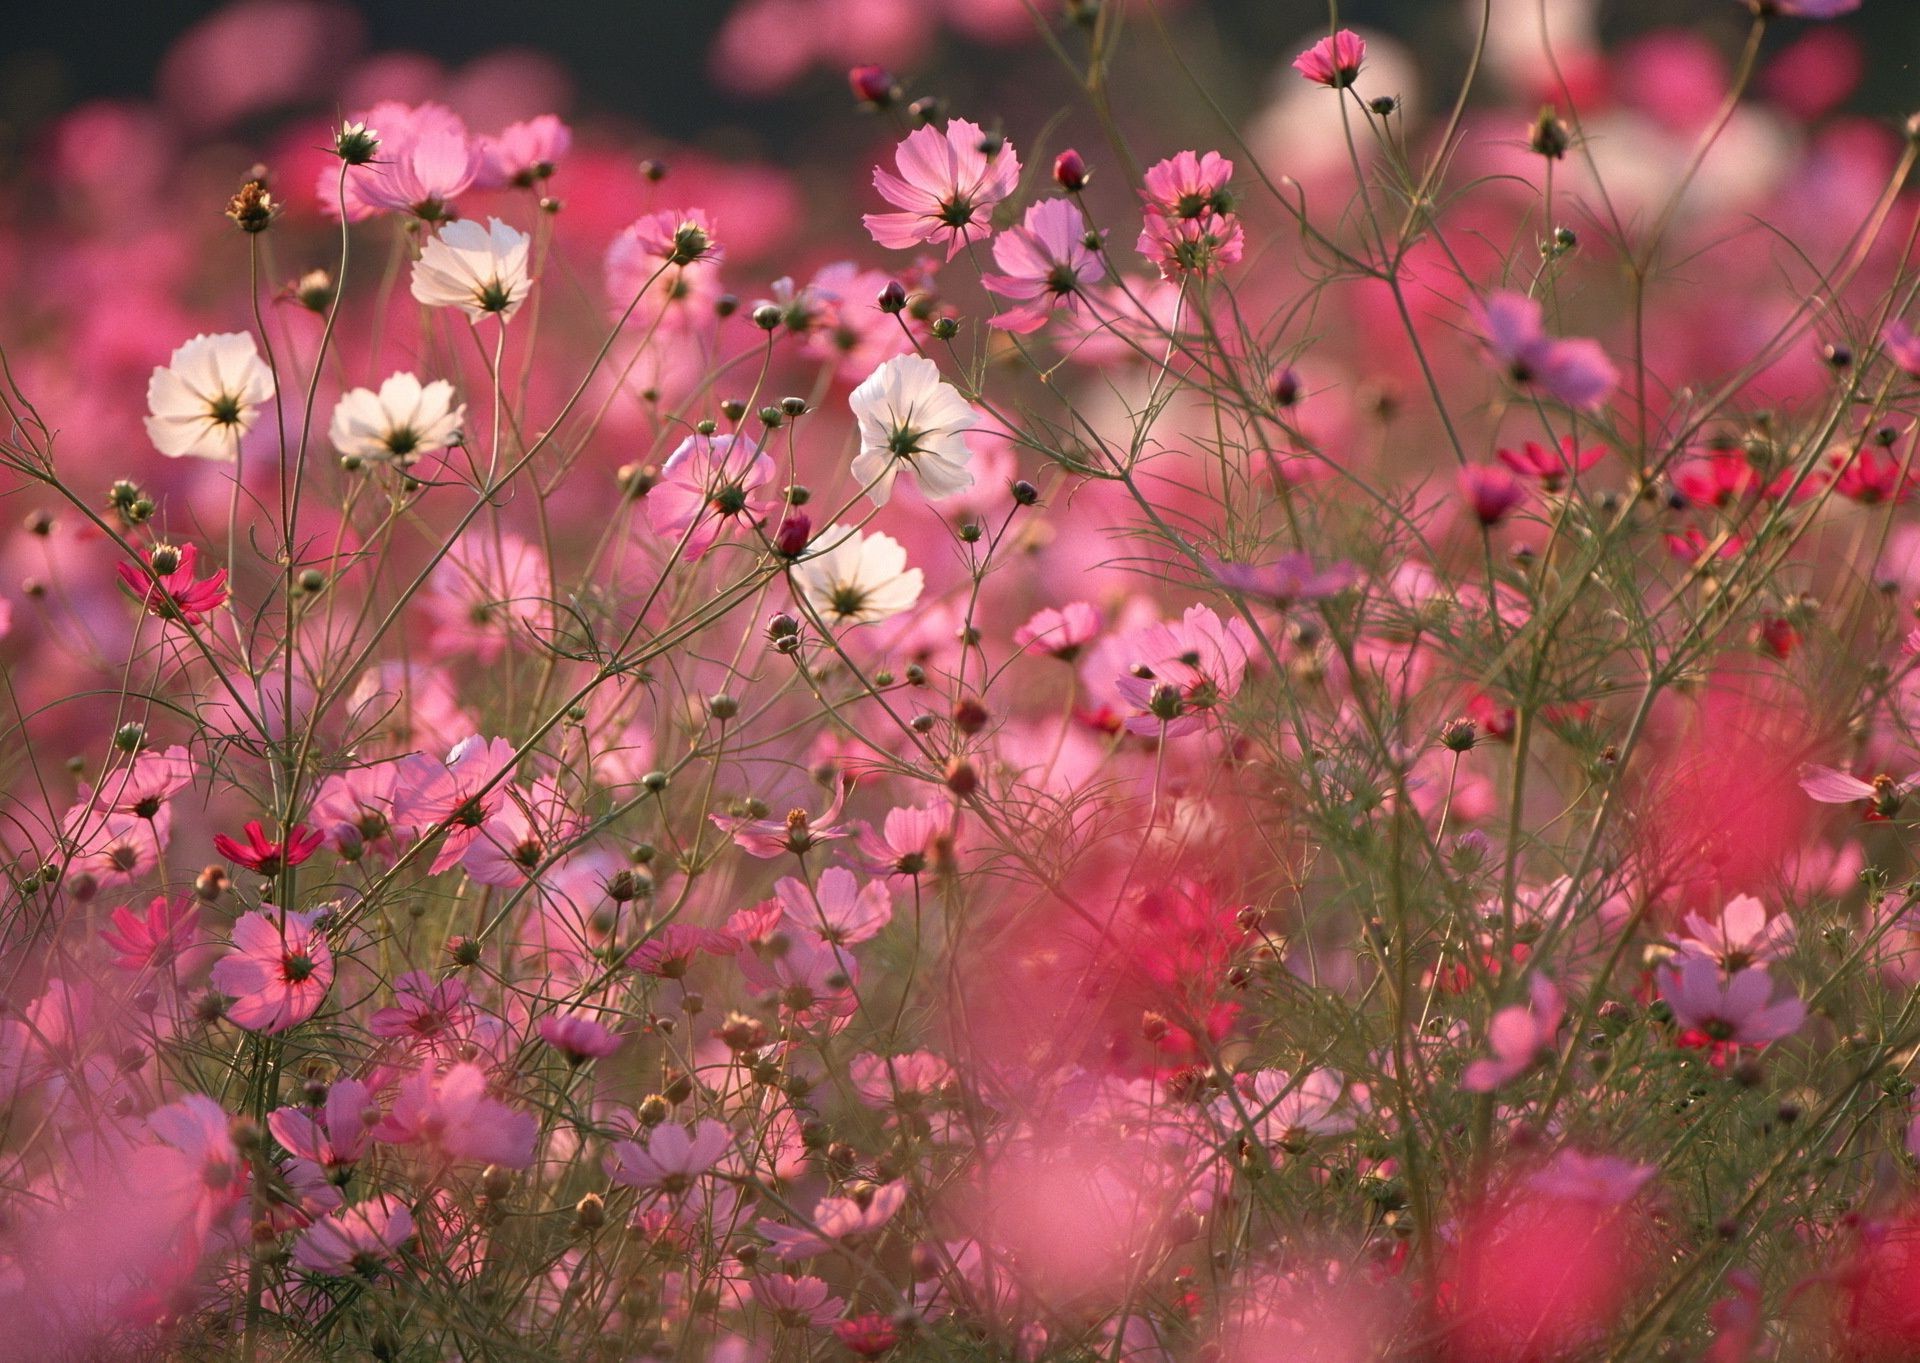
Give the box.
[116,543,229,625]
[214,819,324,875]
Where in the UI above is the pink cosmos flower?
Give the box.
[1826,446,1918,505]
[374,1061,537,1167]
[1112,604,1256,737]
[126,1094,249,1248]
[1800,763,1920,819]
[368,970,476,1044]
[1886,321,1920,378]
[269,1077,376,1187]
[1471,292,1619,410]
[537,1014,622,1063]
[1525,1150,1658,1206]
[611,208,724,268]
[1140,150,1235,220]
[849,1050,955,1109]
[1672,450,1761,508]
[1497,436,1607,491]
[756,1181,907,1260]
[857,802,950,879]
[1461,973,1564,1091]
[737,933,860,1027]
[628,922,739,978]
[312,765,405,859]
[292,1195,414,1276]
[116,543,229,625]
[863,118,1021,259]
[606,1118,733,1195]
[99,896,199,971]
[1292,29,1367,87]
[1660,958,1805,1047]
[711,781,850,857]
[1137,210,1245,281]
[348,102,481,221]
[62,804,169,889]
[1014,602,1103,659]
[775,866,893,946]
[1209,554,1359,606]
[394,734,520,873]
[1217,1068,1359,1146]
[476,114,572,188]
[420,532,554,663]
[981,198,1107,333]
[211,907,332,1033]
[1461,464,1527,526]
[751,1274,845,1329]
[1674,894,1795,971]
[86,744,193,819]
[213,819,323,876]
[648,432,777,558]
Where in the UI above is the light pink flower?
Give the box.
[1525,1150,1657,1206]
[712,782,850,857]
[537,1014,622,1063]
[1660,958,1805,1047]
[1470,292,1618,410]
[292,1195,414,1275]
[849,1050,955,1108]
[269,1077,376,1187]
[367,971,476,1044]
[1014,602,1103,659]
[756,1181,907,1260]
[982,198,1106,333]
[610,208,724,268]
[1885,321,1920,378]
[751,1274,845,1328]
[775,866,893,946]
[374,1061,537,1167]
[863,118,1021,259]
[606,1118,733,1194]
[857,802,950,879]
[1140,150,1235,220]
[1674,895,1795,971]
[349,102,481,220]
[1112,604,1256,737]
[394,734,520,874]
[476,114,572,188]
[1217,1068,1358,1146]
[1208,554,1358,606]
[648,432,777,558]
[1461,974,1563,1091]
[211,907,332,1033]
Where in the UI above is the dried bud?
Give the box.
[1010,479,1039,506]
[1439,717,1479,752]
[1529,107,1571,159]
[574,1192,607,1231]
[617,463,658,498]
[1053,148,1090,191]
[636,1093,672,1126]
[448,935,483,966]
[718,1011,769,1052]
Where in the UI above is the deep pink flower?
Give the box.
[648,432,776,558]
[210,907,332,1033]
[1137,210,1245,281]
[627,922,738,978]
[537,1013,622,1063]
[1140,150,1235,220]
[1496,436,1607,491]
[86,744,193,819]
[1461,463,1527,526]
[1471,292,1618,410]
[99,895,199,971]
[863,118,1021,259]
[373,1061,537,1167]
[981,198,1106,333]
[116,543,229,625]
[312,765,405,859]
[1660,958,1805,1047]
[1826,446,1917,505]
[1672,450,1761,508]
[1886,321,1920,378]
[213,819,323,876]
[1462,974,1563,1092]
[610,208,724,268]
[292,1194,414,1276]
[1292,29,1367,87]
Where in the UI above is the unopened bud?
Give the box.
[1053,149,1090,191]
[848,65,899,109]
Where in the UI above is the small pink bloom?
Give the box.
[537,1013,622,1063]
[775,866,893,946]
[1461,464,1527,526]
[711,782,850,857]
[1886,321,1920,378]
[116,543,229,625]
[1112,604,1255,737]
[863,118,1021,260]
[1660,958,1805,1047]
[213,819,323,875]
[349,102,481,220]
[1208,554,1358,606]
[1140,150,1235,220]
[611,208,724,268]
[100,895,199,971]
[374,1061,537,1167]
[606,1118,732,1194]
[1461,974,1563,1092]
[292,1194,414,1276]
[1137,210,1244,281]
[475,114,571,188]
[756,1181,907,1260]
[647,432,776,558]
[857,802,950,879]
[981,198,1107,333]
[1014,602,1103,659]
[1496,436,1607,491]
[1674,894,1795,971]
[211,907,332,1033]
[751,1274,845,1329]
[368,970,475,1044]
[1292,29,1366,87]
[1471,292,1618,410]
[269,1077,376,1186]
[627,922,738,978]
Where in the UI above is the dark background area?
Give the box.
[1,0,1915,156]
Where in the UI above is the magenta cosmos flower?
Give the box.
[982,197,1107,333]
[537,1013,623,1063]
[1292,29,1367,87]
[1471,291,1619,410]
[211,906,333,1033]
[117,543,229,625]
[606,1117,733,1195]
[213,819,323,876]
[475,114,572,188]
[863,118,1021,259]
[1660,958,1805,1047]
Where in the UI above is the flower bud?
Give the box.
[848,64,900,109]
[334,121,379,165]
[1529,107,1571,159]
[1439,717,1479,752]
[774,512,812,558]
[226,179,278,233]
[1053,149,1090,191]
[878,280,909,314]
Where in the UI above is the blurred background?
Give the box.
[2,0,1915,171]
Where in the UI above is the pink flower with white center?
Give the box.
[1886,321,1920,378]
[1461,973,1564,1092]
[982,198,1107,333]
[1660,958,1805,1047]
[421,532,554,663]
[270,1078,377,1189]
[1216,1069,1358,1147]
[1112,604,1256,737]
[711,782,850,858]
[211,907,332,1033]
[99,895,199,972]
[1799,763,1920,819]
[648,432,777,558]
[857,807,949,878]
[1140,150,1235,220]
[751,1274,845,1329]
[1674,895,1795,972]
[1208,554,1359,607]
[1525,1151,1658,1207]
[367,970,476,1045]
[1014,602,1103,660]
[537,1014,622,1064]
[775,866,893,947]
[373,1061,537,1167]
[1137,209,1245,281]
[351,102,480,220]
[1292,29,1367,87]
[606,1118,733,1195]
[476,114,572,188]
[1470,292,1618,410]
[1497,436,1608,491]
[863,118,1021,260]
[293,1195,414,1276]
[312,765,405,859]
[611,208,724,268]
[756,1181,907,1260]
[87,744,193,819]
[849,1050,955,1109]
[393,734,519,873]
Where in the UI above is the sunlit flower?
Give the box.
[1660,958,1805,1047]
[116,543,230,625]
[982,197,1106,333]
[848,355,977,504]
[211,907,333,1033]
[863,118,1021,259]
[791,525,924,627]
[606,1118,732,1195]
[410,217,533,321]
[476,114,572,188]
[329,373,464,465]
[293,1195,413,1276]
[1292,29,1367,87]
[1471,291,1618,410]
[144,332,274,460]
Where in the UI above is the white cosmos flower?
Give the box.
[792,525,924,627]
[848,355,977,506]
[144,332,275,461]
[329,372,465,464]
[410,217,532,321]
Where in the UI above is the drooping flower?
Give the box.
[293,1195,414,1276]
[982,198,1107,333]
[213,819,323,876]
[329,373,464,465]
[116,543,230,625]
[848,355,977,505]
[1470,292,1618,410]
[647,432,777,558]
[476,114,572,188]
[791,525,925,627]
[410,217,533,321]
[1292,29,1367,87]
[1659,958,1805,1047]
[610,208,724,268]
[606,1118,733,1195]
[210,907,333,1033]
[1461,973,1564,1091]
[144,332,274,460]
[863,118,1021,259]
